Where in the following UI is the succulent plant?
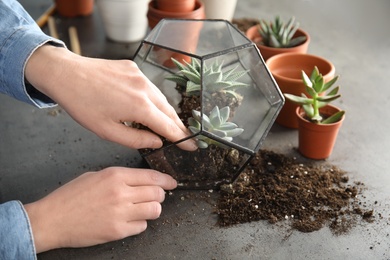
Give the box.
[257,16,307,48]
[188,106,244,149]
[284,66,345,124]
[165,57,249,101]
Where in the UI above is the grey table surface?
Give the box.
[1,0,390,259]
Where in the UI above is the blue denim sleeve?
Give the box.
[0,0,65,108]
[0,201,37,260]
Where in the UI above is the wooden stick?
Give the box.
[35,4,56,28]
[68,26,82,55]
[47,16,59,39]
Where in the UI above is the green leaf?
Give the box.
[303,104,315,119]
[191,110,202,122]
[310,66,320,81]
[284,93,312,105]
[225,128,244,137]
[165,74,188,87]
[209,106,219,119]
[305,85,317,97]
[170,57,187,71]
[222,137,233,142]
[183,60,200,77]
[313,76,324,93]
[287,35,306,47]
[186,81,201,93]
[211,128,227,137]
[219,106,230,123]
[327,86,339,96]
[188,118,200,129]
[219,122,239,130]
[197,140,209,149]
[302,70,313,88]
[269,34,281,48]
[210,106,222,127]
[188,126,200,134]
[202,114,213,130]
[321,110,345,124]
[322,76,339,92]
[204,71,223,86]
[317,94,341,103]
[182,70,200,84]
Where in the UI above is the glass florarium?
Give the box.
[133,19,284,189]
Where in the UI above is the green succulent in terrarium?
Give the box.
[284,66,345,124]
[188,105,244,149]
[165,57,249,101]
[258,16,307,48]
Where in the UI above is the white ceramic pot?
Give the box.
[97,0,149,42]
[200,0,237,21]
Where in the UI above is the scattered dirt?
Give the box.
[213,18,376,235]
[216,149,374,235]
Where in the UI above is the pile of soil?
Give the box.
[216,150,373,234]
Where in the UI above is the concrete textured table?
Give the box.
[2,0,389,259]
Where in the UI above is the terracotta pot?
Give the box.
[246,25,310,61]
[55,0,94,17]
[147,0,205,29]
[266,53,335,129]
[156,0,196,13]
[296,105,344,160]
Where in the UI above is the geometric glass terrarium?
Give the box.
[133,19,284,189]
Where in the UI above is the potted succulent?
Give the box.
[265,53,335,128]
[133,19,284,188]
[246,16,310,61]
[96,0,149,42]
[147,0,205,29]
[284,66,345,160]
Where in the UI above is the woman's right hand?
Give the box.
[24,167,177,253]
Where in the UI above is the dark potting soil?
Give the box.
[213,18,374,234]
[216,150,373,234]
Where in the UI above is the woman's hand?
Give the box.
[24,167,177,253]
[25,45,197,151]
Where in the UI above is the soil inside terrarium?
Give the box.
[139,85,245,188]
[216,149,374,234]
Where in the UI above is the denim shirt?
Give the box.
[0,0,65,259]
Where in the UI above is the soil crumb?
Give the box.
[216,150,373,235]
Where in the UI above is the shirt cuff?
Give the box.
[0,201,37,260]
[1,24,65,108]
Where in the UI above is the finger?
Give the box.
[128,201,162,221]
[145,79,189,133]
[100,121,163,149]
[139,102,197,151]
[121,168,177,190]
[125,220,148,236]
[128,186,166,204]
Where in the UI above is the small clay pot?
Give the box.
[296,105,344,160]
[266,53,335,129]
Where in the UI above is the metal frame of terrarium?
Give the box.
[133,19,284,189]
